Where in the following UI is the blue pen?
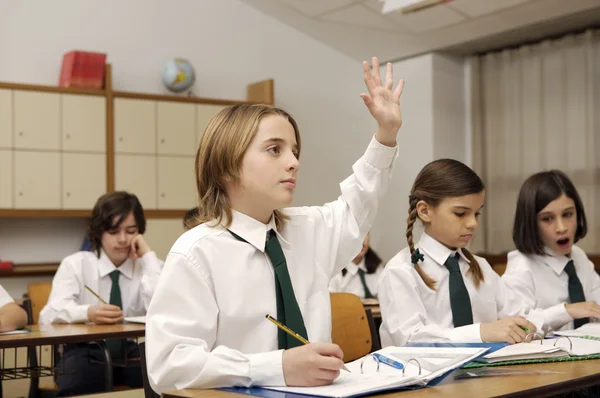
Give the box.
[372,353,404,370]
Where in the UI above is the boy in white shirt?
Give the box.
[40,191,163,396]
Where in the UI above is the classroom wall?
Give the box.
[0,0,469,295]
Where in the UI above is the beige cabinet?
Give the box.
[114,98,156,154]
[62,153,106,209]
[14,151,61,209]
[157,101,195,156]
[14,91,60,150]
[0,89,12,148]
[0,149,12,207]
[144,219,185,260]
[157,156,196,209]
[115,154,157,209]
[62,94,106,152]
[196,104,226,147]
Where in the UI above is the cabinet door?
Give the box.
[14,91,60,150]
[0,149,12,208]
[157,101,195,156]
[196,104,227,148]
[157,156,196,209]
[62,94,106,152]
[144,219,184,260]
[62,153,106,209]
[14,151,60,209]
[114,98,156,154]
[115,154,157,209]
[0,89,12,148]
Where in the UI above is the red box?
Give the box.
[59,50,107,89]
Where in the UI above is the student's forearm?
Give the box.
[374,126,399,147]
[0,303,27,332]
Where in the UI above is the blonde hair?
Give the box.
[406,159,485,290]
[194,104,301,230]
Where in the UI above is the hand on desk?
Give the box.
[283,343,345,387]
[566,302,600,320]
[481,317,536,344]
[88,304,124,324]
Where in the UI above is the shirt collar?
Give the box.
[226,210,290,252]
[418,231,471,267]
[537,246,571,276]
[99,250,134,279]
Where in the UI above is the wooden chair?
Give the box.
[330,293,375,363]
[139,342,160,398]
[27,282,52,325]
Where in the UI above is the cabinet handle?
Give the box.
[66,134,71,140]
[160,139,165,144]
[66,192,70,197]
[119,137,123,142]
[18,131,23,137]
[18,192,23,196]
[161,193,165,198]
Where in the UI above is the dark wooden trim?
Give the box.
[501,372,600,398]
[145,209,186,219]
[0,209,92,218]
[0,263,59,278]
[0,82,106,96]
[113,91,250,105]
[105,64,115,192]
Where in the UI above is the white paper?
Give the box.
[124,316,146,324]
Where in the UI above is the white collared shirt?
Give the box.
[329,258,382,299]
[145,136,398,392]
[0,285,14,308]
[379,232,539,346]
[502,245,600,332]
[39,250,163,324]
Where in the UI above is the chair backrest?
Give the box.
[139,342,160,398]
[27,281,52,324]
[330,293,372,362]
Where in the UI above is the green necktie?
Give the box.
[229,229,308,349]
[357,269,375,299]
[105,270,124,359]
[564,260,589,328]
[445,253,474,327]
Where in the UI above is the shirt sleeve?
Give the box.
[38,257,90,324]
[145,252,285,392]
[502,256,572,333]
[379,261,482,346]
[288,136,398,279]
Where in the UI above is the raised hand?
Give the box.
[360,56,404,147]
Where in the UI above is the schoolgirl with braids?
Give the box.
[379,159,541,347]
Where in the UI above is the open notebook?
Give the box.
[479,337,600,363]
[554,323,600,339]
[255,346,488,398]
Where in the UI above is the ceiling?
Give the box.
[241,0,600,62]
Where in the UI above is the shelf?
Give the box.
[0,82,106,96]
[0,263,60,278]
[113,91,250,105]
[0,209,186,219]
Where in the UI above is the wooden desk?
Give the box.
[0,323,145,349]
[162,360,600,398]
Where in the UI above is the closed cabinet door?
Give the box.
[14,151,61,209]
[62,94,106,152]
[144,219,185,260]
[115,154,157,209]
[62,153,106,209]
[114,98,156,154]
[196,104,226,147]
[0,89,12,148]
[14,91,60,150]
[157,101,195,156]
[157,156,196,209]
[0,149,12,208]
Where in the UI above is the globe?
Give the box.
[162,58,196,93]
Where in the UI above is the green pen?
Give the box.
[520,326,531,333]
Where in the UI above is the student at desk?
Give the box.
[39,191,164,396]
[145,57,405,392]
[0,284,27,332]
[329,232,383,299]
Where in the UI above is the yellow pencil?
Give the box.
[265,314,350,372]
[84,285,107,304]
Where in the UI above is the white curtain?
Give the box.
[470,29,600,254]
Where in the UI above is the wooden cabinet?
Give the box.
[157,101,196,156]
[62,94,106,152]
[0,89,12,148]
[157,156,196,209]
[114,98,156,154]
[115,154,157,209]
[14,151,61,209]
[14,91,60,151]
[62,153,106,209]
[0,149,12,207]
